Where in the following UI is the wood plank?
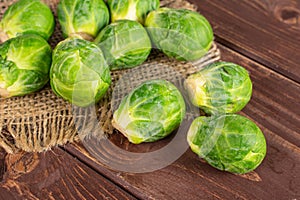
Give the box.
[219,45,300,148]
[188,0,300,83]
[0,148,136,200]
[64,43,300,199]
[0,147,6,182]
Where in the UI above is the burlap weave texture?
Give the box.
[0,0,220,153]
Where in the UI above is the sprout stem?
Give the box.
[0,88,9,98]
[0,31,9,43]
[69,32,94,42]
[111,118,128,137]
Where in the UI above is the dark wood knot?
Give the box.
[279,7,300,27]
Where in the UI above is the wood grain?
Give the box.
[220,45,300,148]
[0,1,299,199]
[0,148,135,200]
[188,0,300,83]
[64,43,300,200]
[0,147,6,182]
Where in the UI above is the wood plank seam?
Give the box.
[215,36,300,85]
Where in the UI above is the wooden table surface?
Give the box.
[1,0,300,199]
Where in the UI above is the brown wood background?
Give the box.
[1,0,300,199]
[189,0,300,83]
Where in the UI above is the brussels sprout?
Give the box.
[0,34,52,98]
[187,114,266,174]
[50,37,111,107]
[184,62,252,115]
[0,0,55,42]
[145,8,213,61]
[112,80,186,144]
[57,0,109,40]
[107,0,160,25]
[94,20,151,70]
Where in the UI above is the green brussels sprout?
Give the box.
[187,114,266,174]
[184,62,252,115]
[0,34,52,98]
[112,79,186,144]
[94,20,151,70]
[50,37,111,107]
[145,8,213,61]
[57,0,109,40]
[107,0,160,25]
[0,0,55,42]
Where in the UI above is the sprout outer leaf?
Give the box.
[112,79,186,144]
[0,34,52,97]
[108,0,160,25]
[187,114,267,174]
[50,37,111,107]
[145,8,213,61]
[57,0,109,39]
[0,0,55,42]
[94,20,151,70]
[184,61,253,114]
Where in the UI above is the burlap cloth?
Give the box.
[0,0,220,153]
